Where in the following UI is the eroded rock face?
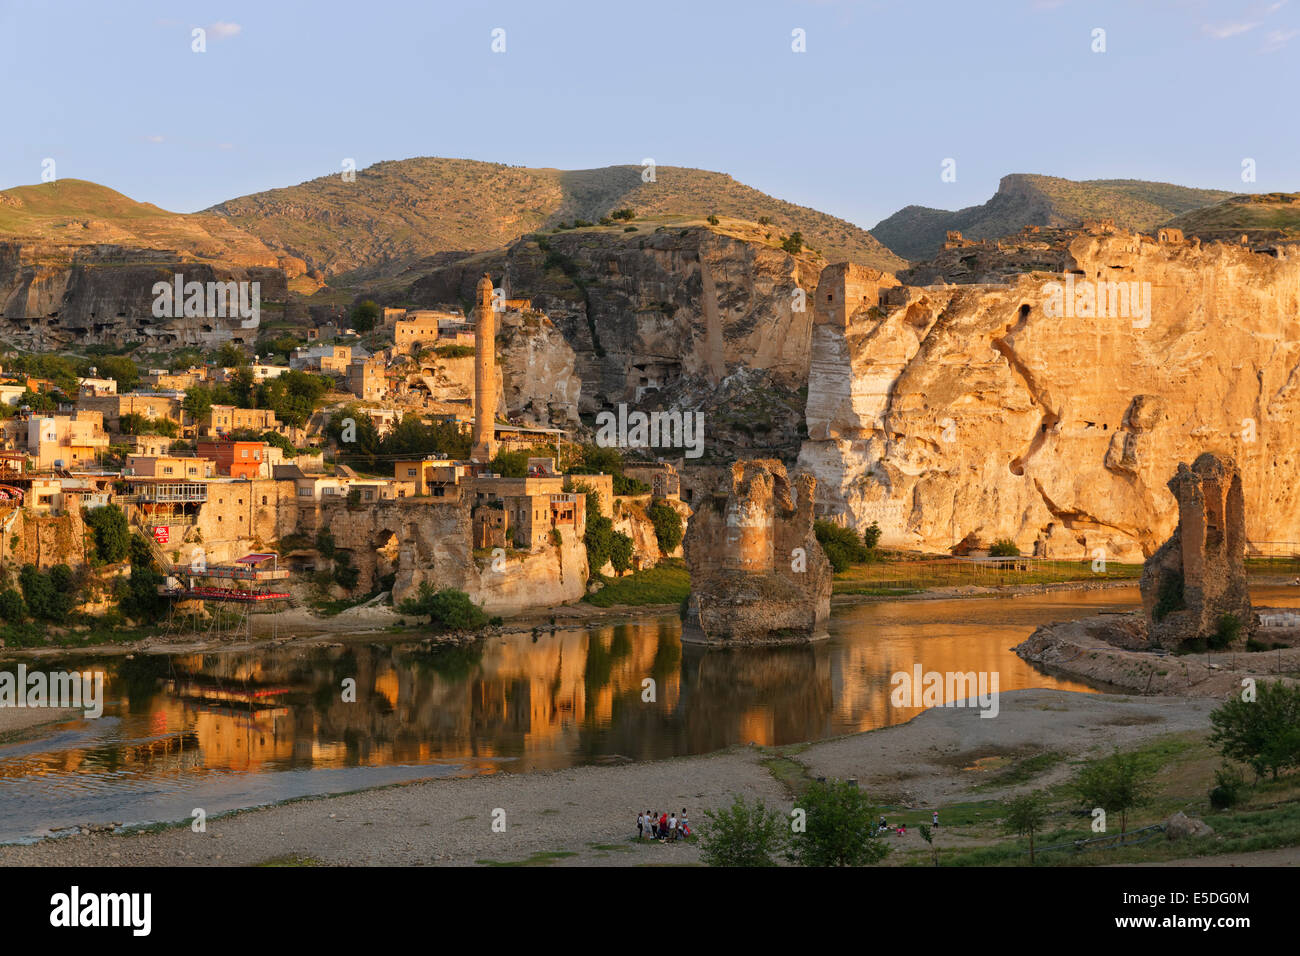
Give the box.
[682,459,831,644]
[1139,454,1252,647]
[409,226,825,460]
[797,234,1300,560]
[0,242,296,349]
[497,308,582,427]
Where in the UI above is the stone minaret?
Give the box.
[471,273,499,461]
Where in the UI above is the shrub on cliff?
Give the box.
[647,501,683,554]
[398,585,494,632]
[782,231,804,254]
[84,504,130,564]
[786,778,890,867]
[700,796,785,867]
[1210,681,1300,781]
[583,515,633,578]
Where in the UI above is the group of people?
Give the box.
[876,811,939,837]
[638,808,690,842]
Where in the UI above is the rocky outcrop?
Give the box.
[798,233,1300,560]
[409,225,825,460]
[682,459,831,644]
[497,307,582,427]
[0,241,293,349]
[1140,454,1252,648]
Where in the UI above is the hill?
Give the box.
[205,157,906,280]
[1164,192,1300,243]
[871,174,1233,260]
[0,179,284,267]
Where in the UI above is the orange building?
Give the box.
[196,439,267,479]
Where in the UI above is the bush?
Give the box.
[0,588,24,622]
[787,779,889,867]
[1210,681,1300,781]
[781,231,804,254]
[398,585,492,632]
[611,208,636,221]
[989,538,1020,557]
[19,564,75,621]
[814,520,867,573]
[706,214,720,226]
[1153,571,1186,622]
[84,504,130,564]
[549,527,562,548]
[700,796,785,867]
[332,551,359,590]
[861,520,882,550]
[647,501,683,554]
[1211,613,1242,649]
[1209,763,1246,809]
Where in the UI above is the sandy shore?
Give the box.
[0,689,1218,866]
[0,706,80,736]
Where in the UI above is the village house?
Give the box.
[201,404,281,439]
[196,438,269,479]
[393,458,467,498]
[24,410,110,469]
[125,454,216,479]
[79,391,185,436]
[76,375,117,398]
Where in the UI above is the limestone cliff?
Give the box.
[797,233,1300,560]
[409,224,822,460]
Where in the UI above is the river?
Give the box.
[2,585,1297,844]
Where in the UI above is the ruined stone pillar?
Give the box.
[471,273,499,461]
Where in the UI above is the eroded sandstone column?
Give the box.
[471,273,499,461]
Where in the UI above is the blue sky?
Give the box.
[2,0,1296,228]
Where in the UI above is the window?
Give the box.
[163,466,174,475]
[261,496,267,505]
[407,468,416,477]
[298,487,312,497]
[241,449,249,458]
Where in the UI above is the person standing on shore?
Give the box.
[659,810,668,841]
[637,811,645,841]
[932,810,939,828]
[668,812,678,841]
[680,808,690,838]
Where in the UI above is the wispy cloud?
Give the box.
[145,135,165,144]
[1201,0,1289,39]
[1260,26,1298,49]
[206,21,242,40]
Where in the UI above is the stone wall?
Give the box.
[1140,453,1252,647]
[682,459,831,644]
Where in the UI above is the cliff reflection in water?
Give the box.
[25,594,1122,785]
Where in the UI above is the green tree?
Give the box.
[1073,750,1155,835]
[814,520,867,572]
[787,778,889,867]
[1001,791,1048,863]
[989,538,1021,557]
[351,299,381,332]
[84,504,130,564]
[1210,681,1300,781]
[700,796,785,867]
[398,585,493,632]
[647,501,683,553]
[183,385,214,422]
[782,231,804,254]
[89,355,140,392]
[19,564,74,620]
[489,449,530,477]
[120,536,166,623]
[862,520,882,550]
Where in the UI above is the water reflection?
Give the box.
[3,585,1297,842]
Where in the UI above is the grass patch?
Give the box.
[971,751,1066,792]
[583,559,690,607]
[475,850,578,867]
[832,557,1142,595]
[257,854,324,867]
